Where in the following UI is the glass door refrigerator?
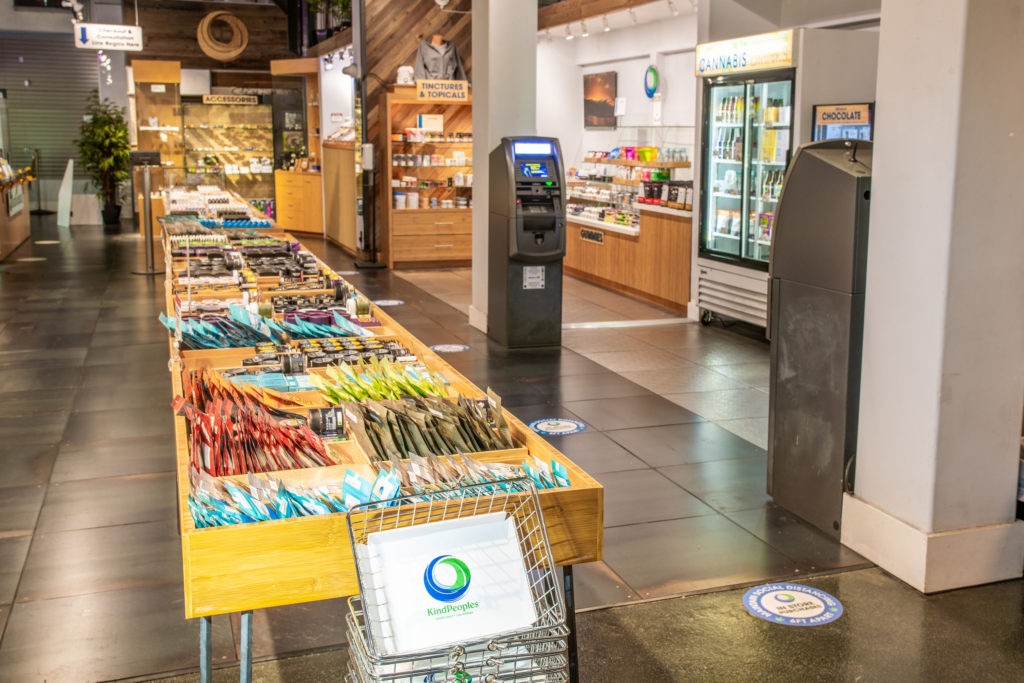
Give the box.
[693,28,879,329]
[700,72,794,270]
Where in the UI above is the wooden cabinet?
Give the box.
[382,85,473,269]
[565,208,692,313]
[275,170,323,234]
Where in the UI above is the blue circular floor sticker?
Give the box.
[528,418,587,436]
[430,343,470,353]
[743,583,843,626]
[374,299,404,307]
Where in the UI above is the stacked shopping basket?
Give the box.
[345,478,571,683]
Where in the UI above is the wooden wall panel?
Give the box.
[126,0,295,71]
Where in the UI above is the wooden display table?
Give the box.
[164,225,604,621]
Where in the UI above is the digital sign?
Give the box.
[513,142,552,156]
[519,162,548,178]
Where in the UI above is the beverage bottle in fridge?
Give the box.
[733,131,743,161]
[736,97,744,123]
[774,169,784,198]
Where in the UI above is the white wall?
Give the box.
[536,12,699,168]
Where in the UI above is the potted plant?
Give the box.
[76,90,130,226]
[311,0,351,39]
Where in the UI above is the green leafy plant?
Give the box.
[76,90,130,218]
[310,0,351,22]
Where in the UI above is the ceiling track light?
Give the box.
[564,24,574,40]
[628,7,637,24]
[667,0,679,16]
[580,20,589,37]
[602,15,610,32]
[545,28,553,43]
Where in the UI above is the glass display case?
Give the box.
[134,79,184,168]
[0,89,11,160]
[270,75,310,171]
[183,103,274,203]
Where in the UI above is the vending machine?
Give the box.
[694,28,879,328]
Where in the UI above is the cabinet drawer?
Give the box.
[391,234,472,261]
[392,211,471,236]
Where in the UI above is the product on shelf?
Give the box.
[175,368,335,476]
[311,360,450,403]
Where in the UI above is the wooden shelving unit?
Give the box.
[382,85,472,269]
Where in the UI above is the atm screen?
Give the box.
[519,162,549,178]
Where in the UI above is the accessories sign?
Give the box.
[695,29,793,77]
[74,23,143,52]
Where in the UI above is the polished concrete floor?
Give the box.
[0,218,1020,682]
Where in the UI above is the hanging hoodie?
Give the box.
[414,39,468,81]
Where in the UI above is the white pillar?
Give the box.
[842,0,1024,592]
[469,0,538,332]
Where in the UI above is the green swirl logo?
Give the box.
[423,555,471,603]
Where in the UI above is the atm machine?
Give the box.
[488,137,566,348]
[767,139,872,538]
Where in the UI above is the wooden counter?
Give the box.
[1,181,31,261]
[275,170,323,235]
[565,207,692,313]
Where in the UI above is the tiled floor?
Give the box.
[0,218,869,681]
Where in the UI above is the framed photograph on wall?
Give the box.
[584,72,617,129]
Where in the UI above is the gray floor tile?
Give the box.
[0,444,58,487]
[606,422,766,468]
[665,388,770,421]
[620,365,746,394]
[0,536,31,605]
[84,341,170,367]
[582,348,692,374]
[670,342,770,366]
[563,395,704,431]
[0,412,69,448]
[601,515,800,598]
[724,504,871,573]
[50,436,180,483]
[229,598,348,659]
[539,431,647,475]
[711,361,771,388]
[570,561,641,610]
[596,469,716,527]
[0,389,79,416]
[36,472,177,532]
[716,417,769,449]
[561,328,655,354]
[62,405,174,444]
[0,584,236,681]
[546,372,650,403]
[0,366,85,392]
[0,485,45,536]
[17,520,182,601]
[71,381,176,413]
[658,457,771,513]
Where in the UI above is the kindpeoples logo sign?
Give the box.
[424,555,472,603]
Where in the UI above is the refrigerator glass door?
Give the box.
[744,78,794,263]
[703,81,746,258]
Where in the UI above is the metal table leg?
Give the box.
[240,610,254,683]
[199,615,212,683]
[563,565,579,683]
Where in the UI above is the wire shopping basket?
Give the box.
[346,596,570,682]
[346,477,568,669]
